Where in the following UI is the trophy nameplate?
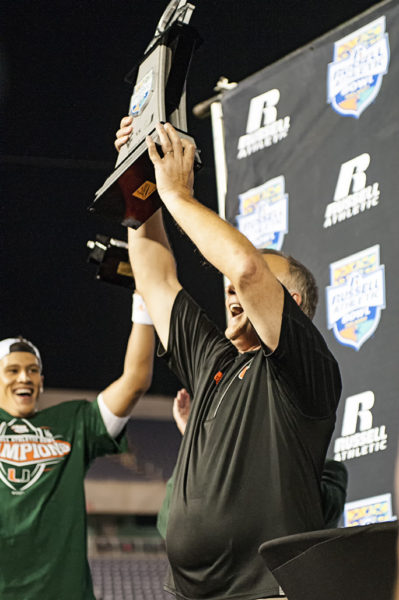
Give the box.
[89,2,201,229]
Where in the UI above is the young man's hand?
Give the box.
[114,116,133,152]
[173,388,191,435]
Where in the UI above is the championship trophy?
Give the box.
[89,0,202,229]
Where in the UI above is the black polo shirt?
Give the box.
[160,287,341,600]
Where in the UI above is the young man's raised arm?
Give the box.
[100,320,155,418]
[117,116,182,351]
[146,122,285,352]
[128,213,181,351]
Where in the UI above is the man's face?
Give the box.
[224,254,291,350]
[0,352,43,418]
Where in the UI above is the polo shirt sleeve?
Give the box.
[265,286,342,418]
[158,289,235,397]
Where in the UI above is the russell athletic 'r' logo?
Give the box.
[333,391,388,462]
[323,153,380,228]
[237,89,290,159]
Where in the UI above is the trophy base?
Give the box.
[90,128,200,229]
[89,137,161,229]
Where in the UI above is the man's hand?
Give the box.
[146,122,195,201]
[173,388,191,435]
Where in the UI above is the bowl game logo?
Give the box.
[344,493,393,527]
[235,176,288,250]
[327,15,390,118]
[130,69,153,117]
[0,419,71,495]
[326,245,385,350]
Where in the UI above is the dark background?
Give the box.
[0,0,380,395]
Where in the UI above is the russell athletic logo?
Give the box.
[0,419,71,495]
[327,15,390,118]
[323,153,380,228]
[344,493,394,527]
[326,245,385,350]
[235,176,288,250]
[334,391,388,462]
[237,89,290,159]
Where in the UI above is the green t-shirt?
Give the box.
[0,399,125,599]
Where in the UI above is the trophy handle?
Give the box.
[146,0,195,53]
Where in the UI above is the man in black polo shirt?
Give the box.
[116,118,342,600]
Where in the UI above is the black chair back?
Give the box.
[259,521,398,600]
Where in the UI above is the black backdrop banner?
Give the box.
[222,0,398,525]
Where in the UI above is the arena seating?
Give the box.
[90,555,170,600]
[88,514,170,599]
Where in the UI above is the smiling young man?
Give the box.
[0,311,154,600]
[116,118,342,600]
[0,342,43,418]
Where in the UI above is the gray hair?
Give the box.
[261,249,318,320]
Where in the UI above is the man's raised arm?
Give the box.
[145,122,285,352]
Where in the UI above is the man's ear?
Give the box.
[40,375,44,393]
[290,291,302,308]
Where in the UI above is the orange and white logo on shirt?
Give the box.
[0,419,71,495]
[238,365,250,380]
